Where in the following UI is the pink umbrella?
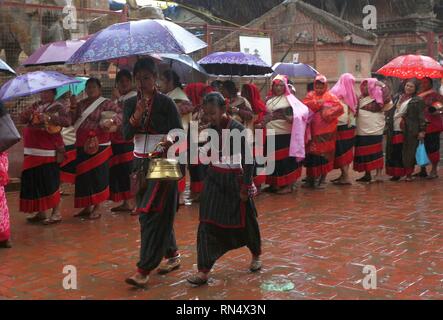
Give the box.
[22,39,86,67]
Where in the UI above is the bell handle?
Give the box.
[147,142,166,158]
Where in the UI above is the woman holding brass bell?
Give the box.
[70,78,121,220]
[19,89,70,225]
[123,58,184,288]
[187,92,262,286]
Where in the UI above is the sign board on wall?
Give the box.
[239,36,272,66]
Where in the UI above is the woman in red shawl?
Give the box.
[184,83,213,202]
[241,83,267,188]
[302,75,344,188]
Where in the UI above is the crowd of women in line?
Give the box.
[1,56,442,287]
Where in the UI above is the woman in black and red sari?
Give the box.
[354,79,392,183]
[70,78,121,219]
[57,92,77,187]
[416,77,443,179]
[329,73,358,185]
[123,58,183,288]
[302,75,344,189]
[184,83,213,202]
[19,89,70,225]
[241,83,267,189]
[109,70,137,213]
[159,70,194,204]
[260,75,308,194]
[187,92,262,286]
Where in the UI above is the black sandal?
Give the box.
[356,175,371,182]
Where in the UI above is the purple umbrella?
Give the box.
[67,19,207,64]
[198,51,273,76]
[272,62,319,78]
[22,40,86,67]
[0,71,81,102]
[0,58,15,75]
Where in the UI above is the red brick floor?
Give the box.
[1,170,442,300]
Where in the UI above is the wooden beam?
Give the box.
[371,34,388,69]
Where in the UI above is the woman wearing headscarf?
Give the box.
[184,83,213,202]
[70,78,121,220]
[302,75,344,188]
[353,79,391,183]
[123,58,183,288]
[329,73,358,185]
[109,70,137,213]
[19,89,71,225]
[259,75,309,194]
[416,77,443,179]
[187,92,262,286]
[57,91,78,187]
[159,70,193,203]
[385,79,427,182]
[221,80,254,130]
[241,83,267,189]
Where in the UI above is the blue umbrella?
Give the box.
[67,19,207,64]
[0,58,16,75]
[198,51,273,76]
[55,77,89,100]
[272,62,318,78]
[0,71,81,101]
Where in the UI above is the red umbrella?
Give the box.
[376,54,443,79]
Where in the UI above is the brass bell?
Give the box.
[145,142,183,181]
[146,158,183,181]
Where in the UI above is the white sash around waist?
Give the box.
[133,134,165,156]
[24,148,56,157]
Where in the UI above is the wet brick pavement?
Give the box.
[0,170,442,300]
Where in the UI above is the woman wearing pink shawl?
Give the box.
[257,75,309,194]
[353,78,392,183]
[329,73,358,185]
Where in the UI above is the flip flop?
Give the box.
[356,176,372,182]
[42,216,62,225]
[111,206,132,212]
[426,175,439,180]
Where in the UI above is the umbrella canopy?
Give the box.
[198,51,273,76]
[158,53,208,84]
[55,76,89,100]
[22,40,86,67]
[67,19,207,64]
[272,62,318,78]
[0,58,16,75]
[376,54,443,79]
[0,71,81,101]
